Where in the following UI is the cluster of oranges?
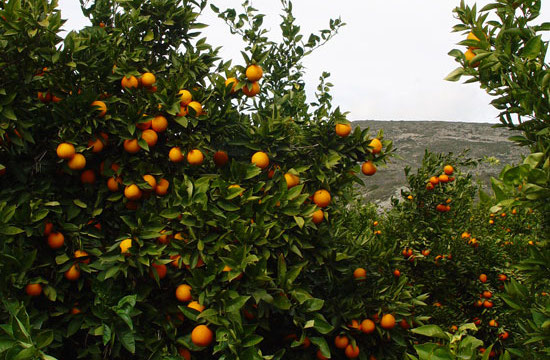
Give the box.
[463,31,483,67]
[425,164,455,212]
[334,122,382,176]
[225,64,263,97]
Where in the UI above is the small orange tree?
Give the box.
[0,0,407,359]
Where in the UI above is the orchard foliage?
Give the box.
[0,0,394,359]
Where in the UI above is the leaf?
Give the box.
[117,327,135,353]
[0,226,24,235]
[520,35,542,60]
[143,31,154,41]
[73,199,87,208]
[445,67,464,82]
[311,313,334,334]
[242,334,263,347]
[411,325,450,340]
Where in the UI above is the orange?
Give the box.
[393,269,401,277]
[245,64,263,82]
[361,161,377,176]
[242,82,260,97]
[225,77,238,93]
[465,49,477,66]
[176,284,192,302]
[467,31,480,42]
[187,101,203,116]
[124,139,140,153]
[399,319,410,330]
[178,348,191,360]
[380,314,396,329]
[120,238,132,254]
[156,178,170,195]
[70,307,81,315]
[37,91,52,103]
[176,106,188,117]
[141,129,158,147]
[498,274,508,281]
[482,290,492,299]
[316,349,329,360]
[312,209,324,224]
[188,301,205,313]
[124,184,142,200]
[369,138,382,154]
[334,335,349,349]
[74,250,90,264]
[353,267,367,280]
[137,117,152,130]
[88,137,104,153]
[361,319,375,334]
[213,150,229,167]
[426,183,434,190]
[150,263,167,279]
[68,153,86,170]
[284,173,300,189]
[47,232,65,249]
[498,331,509,340]
[438,174,449,183]
[179,90,192,106]
[57,143,75,159]
[80,169,96,184]
[313,189,331,208]
[121,75,139,89]
[335,123,352,137]
[140,72,156,87]
[489,319,498,327]
[345,344,360,359]
[64,264,81,281]
[444,165,454,175]
[187,149,204,165]
[191,325,214,347]
[479,274,487,283]
[107,177,121,192]
[25,283,42,296]
[429,176,439,185]
[169,147,185,162]
[483,300,493,308]
[91,100,107,117]
[143,175,157,191]
[151,115,168,132]
[44,222,53,236]
[251,151,269,169]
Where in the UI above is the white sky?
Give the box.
[58,0,550,123]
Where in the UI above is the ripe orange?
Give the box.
[150,263,167,279]
[179,89,192,106]
[489,319,498,327]
[74,250,90,264]
[429,176,439,185]
[91,100,107,117]
[213,150,229,167]
[177,106,188,117]
[107,177,121,192]
[498,274,507,281]
[353,267,367,280]
[121,75,139,89]
[242,82,260,97]
[187,149,204,165]
[67,153,86,170]
[47,232,65,249]
[393,269,401,277]
[369,138,382,154]
[155,178,170,195]
[57,143,75,159]
[188,301,205,313]
[483,300,493,308]
[438,174,449,183]
[80,169,96,184]
[335,123,352,137]
[169,147,185,162]
[312,209,324,224]
[64,264,81,281]
[70,307,81,315]
[251,151,269,169]
[120,238,132,254]
[361,161,377,176]
[176,284,192,302]
[178,348,191,360]
[152,115,168,132]
[284,173,300,189]
[444,165,454,175]
[225,77,238,93]
[464,49,478,66]
[313,189,331,208]
[141,129,158,147]
[479,274,487,283]
[25,283,42,296]
[467,31,480,42]
[188,101,203,116]
[348,319,361,331]
[44,222,53,236]
[124,184,142,200]
[246,64,263,82]
[361,319,376,334]
[123,139,140,153]
[142,175,157,191]
[88,137,104,153]
[140,72,156,87]
[498,331,509,340]
[191,324,214,347]
[482,290,492,299]
[345,344,360,359]
[334,335,349,349]
[426,183,434,190]
[380,314,396,329]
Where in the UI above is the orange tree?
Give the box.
[447,0,550,357]
[0,0,414,359]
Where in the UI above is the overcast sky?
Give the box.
[58,0,549,123]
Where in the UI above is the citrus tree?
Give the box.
[0,0,408,359]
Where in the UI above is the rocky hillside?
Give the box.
[353,120,527,207]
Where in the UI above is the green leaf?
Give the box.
[521,35,542,60]
[411,325,450,340]
[0,226,24,235]
[242,334,263,347]
[143,31,154,41]
[445,67,464,82]
[117,327,135,353]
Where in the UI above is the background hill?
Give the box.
[353,120,527,207]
